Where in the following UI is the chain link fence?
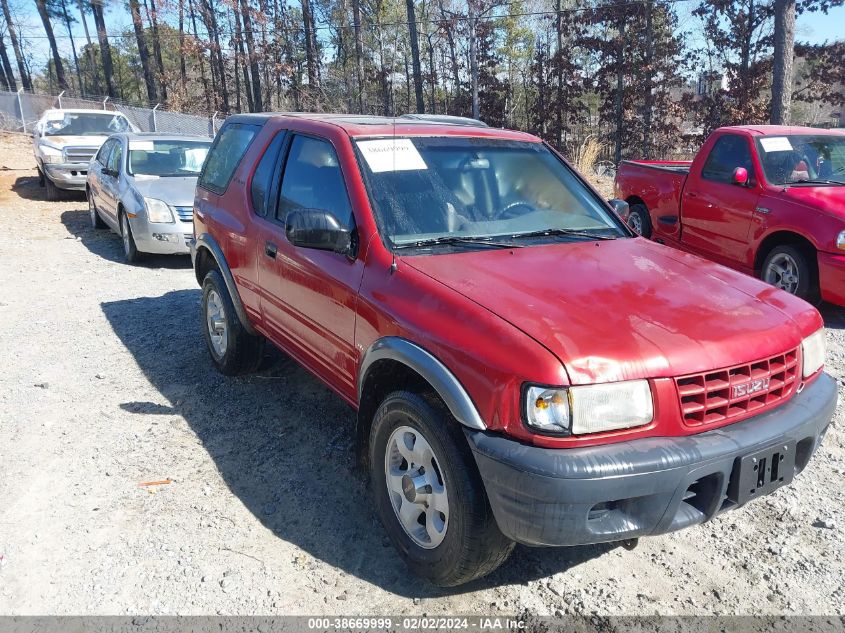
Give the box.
[0,90,223,138]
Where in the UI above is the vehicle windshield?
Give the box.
[755,134,845,186]
[128,140,211,177]
[354,137,627,248]
[42,112,131,136]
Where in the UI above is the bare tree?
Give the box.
[35,0,68,90]
[129,0,158,102]
[90,0,117,98]
[770,0,796,124]
[405,0,424,112]
[2,0,31,90]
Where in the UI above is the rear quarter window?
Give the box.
[199,123,260,194]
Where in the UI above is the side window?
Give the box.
[701,135,754,184]
[278,135,354,229]
[250,132,286,217]
[97,139,114,167]
[108,142,123,173]
[199,123,259,194]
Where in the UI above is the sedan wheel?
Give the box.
[384,425,449,549]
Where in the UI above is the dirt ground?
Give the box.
[0,131,843,617]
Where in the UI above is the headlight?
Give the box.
[837,231,845,250]
[525,379,653,435]
[801,329,825,378]
[144,198,174,223]
[39,143,63,164]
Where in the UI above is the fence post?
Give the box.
[102,96,109,111]
[16,87,25,133]
[211,111,218,136]
[152,103,160,132]
[57,90,64,109]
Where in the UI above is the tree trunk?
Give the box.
[405,0,425,113]
[771,0,796,124]
[2,0,31,91]
[468,3,479,119]
[301,0,319,91]
[642,0,654,158]
[76,0,99,95]
[230,3,253,112]
[91,0,117,98]
[239,0,262,111]
[147,0,167,102]
[59,0,83,94]
[178,0,187,96]
[351,0,366,112]
[199,0,229,112]
[613,9,625,164]
[35,0,68,90]
[554,0,563,146]
[129,0,158,103]
[427,32,436,113]
[188,0,211,112]
[0,35,14,90]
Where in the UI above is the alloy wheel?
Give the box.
[628,211,643,235]
[205,289,228,358]
[384,425,449,549]
[764,252,800,294]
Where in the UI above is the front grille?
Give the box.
[175,206,193,222]
[675,348,799,426]
[63,146,98,163]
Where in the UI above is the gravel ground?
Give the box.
[0,131,843,617]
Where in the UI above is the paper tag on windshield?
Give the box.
[759,137,793,153]
[357,139,427,173]
[129,140,155,151]
[45,111,65,121]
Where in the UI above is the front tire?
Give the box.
[761,244,819,303]
[369,391,514,586]
[627,203,652,238]
[201,269,264,376]
[120,212,143,264]
[44,176,61,202]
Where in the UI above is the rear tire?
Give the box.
[89,192,107,229]
[761,244,819,303]
[201,269,264,376]
[627,203,652,238]
[369,391,514,586]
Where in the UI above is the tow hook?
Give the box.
[620,538,639,551]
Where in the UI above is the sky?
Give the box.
[10,0,845,79]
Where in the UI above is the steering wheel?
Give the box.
[499,201,535,219]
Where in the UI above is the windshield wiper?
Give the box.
[394,235,524,250]
[509,228,619,241]
[791,178,844,186]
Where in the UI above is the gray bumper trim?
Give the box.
[466,372,836,547]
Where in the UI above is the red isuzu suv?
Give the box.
[191,113,836,586]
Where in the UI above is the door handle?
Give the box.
[265,241,277,258]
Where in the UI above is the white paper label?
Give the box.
[357,139,427,173]
[129,140,155,151]
[759,137,793,153]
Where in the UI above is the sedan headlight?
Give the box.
[801,329,825,378]
[39,143,63,164]
[837,231,845,251]
[144,197,174,223]
[525,379,653,435]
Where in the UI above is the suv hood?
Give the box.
[38,135,107,149]
[404,238,818,385]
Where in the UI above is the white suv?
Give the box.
[33,108,136,200]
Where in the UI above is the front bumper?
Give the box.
[817,252,845,307]
[43,163,89,190]
[467,372,836,547]
[129,215,194,255]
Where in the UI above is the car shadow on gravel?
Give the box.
[13,174,86,202]
[101,289,612,597]
[62,209,192,269]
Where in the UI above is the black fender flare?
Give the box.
[192,233,257,335]
[358,336,487,430]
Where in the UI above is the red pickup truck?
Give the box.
[191,114,835,586]
[615,126,845,306]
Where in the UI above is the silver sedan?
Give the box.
[86,133,211,263]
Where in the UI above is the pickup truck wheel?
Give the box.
[89,193,107,229]
[44,176,62,202]
[201,269,264,376]
[370,391,514,586]
[627,204,652,238]
[762,245,818,302]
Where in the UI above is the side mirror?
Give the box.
[732,167,749,186]
[285,209,353,255]
[607,198,630,220]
